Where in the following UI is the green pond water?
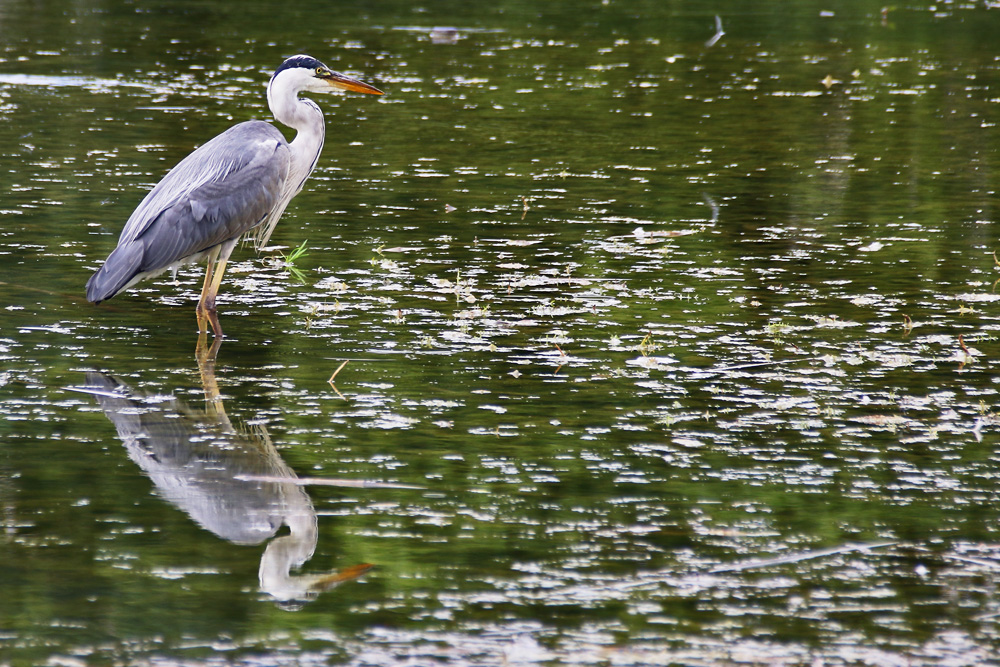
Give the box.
[3,1,1000,665]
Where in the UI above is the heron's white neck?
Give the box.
[266,74,326,191]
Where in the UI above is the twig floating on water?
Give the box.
[695,357,811,377]
[329,360,349,383]
[237,474,425,490]
[703,192,720,224]
[710,541,897,574]
[63,385,125,399]
[705,15,725,47]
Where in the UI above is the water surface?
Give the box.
[3,1,1000,665]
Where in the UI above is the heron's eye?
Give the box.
[315,67,324,76]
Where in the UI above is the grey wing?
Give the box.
[86,121,290,303]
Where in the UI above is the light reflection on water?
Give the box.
[3,0,1000,665]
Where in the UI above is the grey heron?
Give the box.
[85,55,383,337]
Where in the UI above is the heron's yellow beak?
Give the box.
[322,70,384,95]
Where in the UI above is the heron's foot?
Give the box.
[195,301,224,338]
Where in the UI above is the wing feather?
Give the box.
[87,121,291,303]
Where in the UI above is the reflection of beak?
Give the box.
[324,71,384,96]
[308,563,375,593]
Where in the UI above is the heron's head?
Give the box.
[270,54,383,97]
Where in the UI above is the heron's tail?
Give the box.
[86,243,143,304]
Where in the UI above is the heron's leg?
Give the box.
[196,240,237,338]
[196,246,223,336]
[202,256,230,337]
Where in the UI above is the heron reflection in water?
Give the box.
[78,363,371,605]
[86,55,382,340]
